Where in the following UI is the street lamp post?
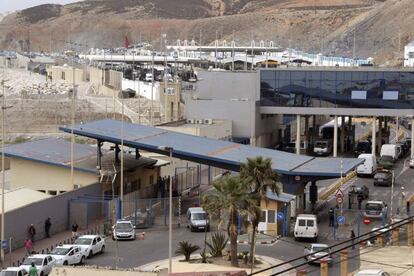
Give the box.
[0,80,12,265]
[158,146,173,274]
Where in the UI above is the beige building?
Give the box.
[2,138,164,197]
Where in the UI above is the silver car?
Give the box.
[304,243,332,264]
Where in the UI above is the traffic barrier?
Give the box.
[319,171,357,201]
[320,260,328,276]
[140,232,145,240]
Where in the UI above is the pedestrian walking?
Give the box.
[328,208,334,227]
[28,224,36,243]
[24,238,33,256]
[350,229,356,249]
[45,218,52,238]
[71,222,79,238]
[28,262,38,276]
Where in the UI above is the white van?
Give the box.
[294,214,318,242]
[186,207,209,232]
[145,73,153,82]
[356,154,377,176]
[314,140,332,156]
[380,144,398,162]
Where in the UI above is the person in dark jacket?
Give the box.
[350,229,356,249]
[28,224,36,242]
[45,218,52,238]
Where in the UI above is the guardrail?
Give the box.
[319,171,357,201]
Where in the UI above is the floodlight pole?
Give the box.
[1,80,5,265]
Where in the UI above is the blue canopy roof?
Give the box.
[60,119,362,178]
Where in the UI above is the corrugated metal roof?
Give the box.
[59,119,363,178]
[2,138,97,173]
[1,138,158,173]
[266,191,296,203]
[1,188,51,213]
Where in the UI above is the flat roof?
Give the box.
[1,187,51,213]
[60,119,363,178]
[1,138,158,174]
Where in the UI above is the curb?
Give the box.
[319,171,357,201]
[236,236,279,245]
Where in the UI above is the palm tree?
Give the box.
[202,175,260,267]
[240,156,281,265]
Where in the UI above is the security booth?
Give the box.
[258,192,295,237]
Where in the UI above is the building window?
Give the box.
[149,175,154,185]
[61,72,65,80]
[409,52,414,58]
[383,91,399,100]
[138,179,142,190]
[48,191,57,196]
[259,211,266,223]
[267,210,275,223]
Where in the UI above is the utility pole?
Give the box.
[150,51,155,125]
[1,79,5,265]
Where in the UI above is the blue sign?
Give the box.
[277,211,284,221]
[337,215,345,225]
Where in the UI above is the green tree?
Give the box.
[202,175,259,267]
[240,156,281,265]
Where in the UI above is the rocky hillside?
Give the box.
[0,0,412,65]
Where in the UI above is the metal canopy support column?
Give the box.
[378,117,383,151]
[340,116,345,153]
[333,115,338,157]
[411,117,414,159]
[372,116,376,156]
[396,116,400,142]
[296,114,301,155]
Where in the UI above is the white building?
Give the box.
[404,41,414,67]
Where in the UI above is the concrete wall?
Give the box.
[122,79,160,101]
[49,66,84,84]
[5,182,102,250]
[10,158,98,194]
[159,121,232,141]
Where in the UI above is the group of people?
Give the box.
[24,218,52,256]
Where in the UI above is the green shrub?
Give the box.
[175,241,200,262]
[206,232,228,257]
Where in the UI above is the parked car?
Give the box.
[50,245,86,266]
[294,214,318,242]
[354,140,372,156]
[409,158,414,168]
[20,255,56,276]
[304,243,332,264]
[354,269,391,276]
[348,185,369,200]
[373,170,392,187]
[0,267,27,276]
[283,142,296,153]
[73,235,105,258]
[112,220,136,240]
[187,207,209,232]
[368,226,391,245]
[378,155,394,170]
[364,201,388,219]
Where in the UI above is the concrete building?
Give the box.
[48,65,85,84]
[404,40,414,67]
[185,71,282,147]
[2,138,164,197]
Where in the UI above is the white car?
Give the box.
[0,267,28,276]
[74,235,105,258]
[355,269,391,276]
[112,220,136,240]
[50,245,86,266]
[304,243,332,264]
[20,255,55,276]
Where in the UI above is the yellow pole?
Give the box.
[340,251,348,276]
[320,260,328,276]
[392,229,399,246]
[408,222,414,247]
[377,235,384,247]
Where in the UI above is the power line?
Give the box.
[251,216,414,275]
